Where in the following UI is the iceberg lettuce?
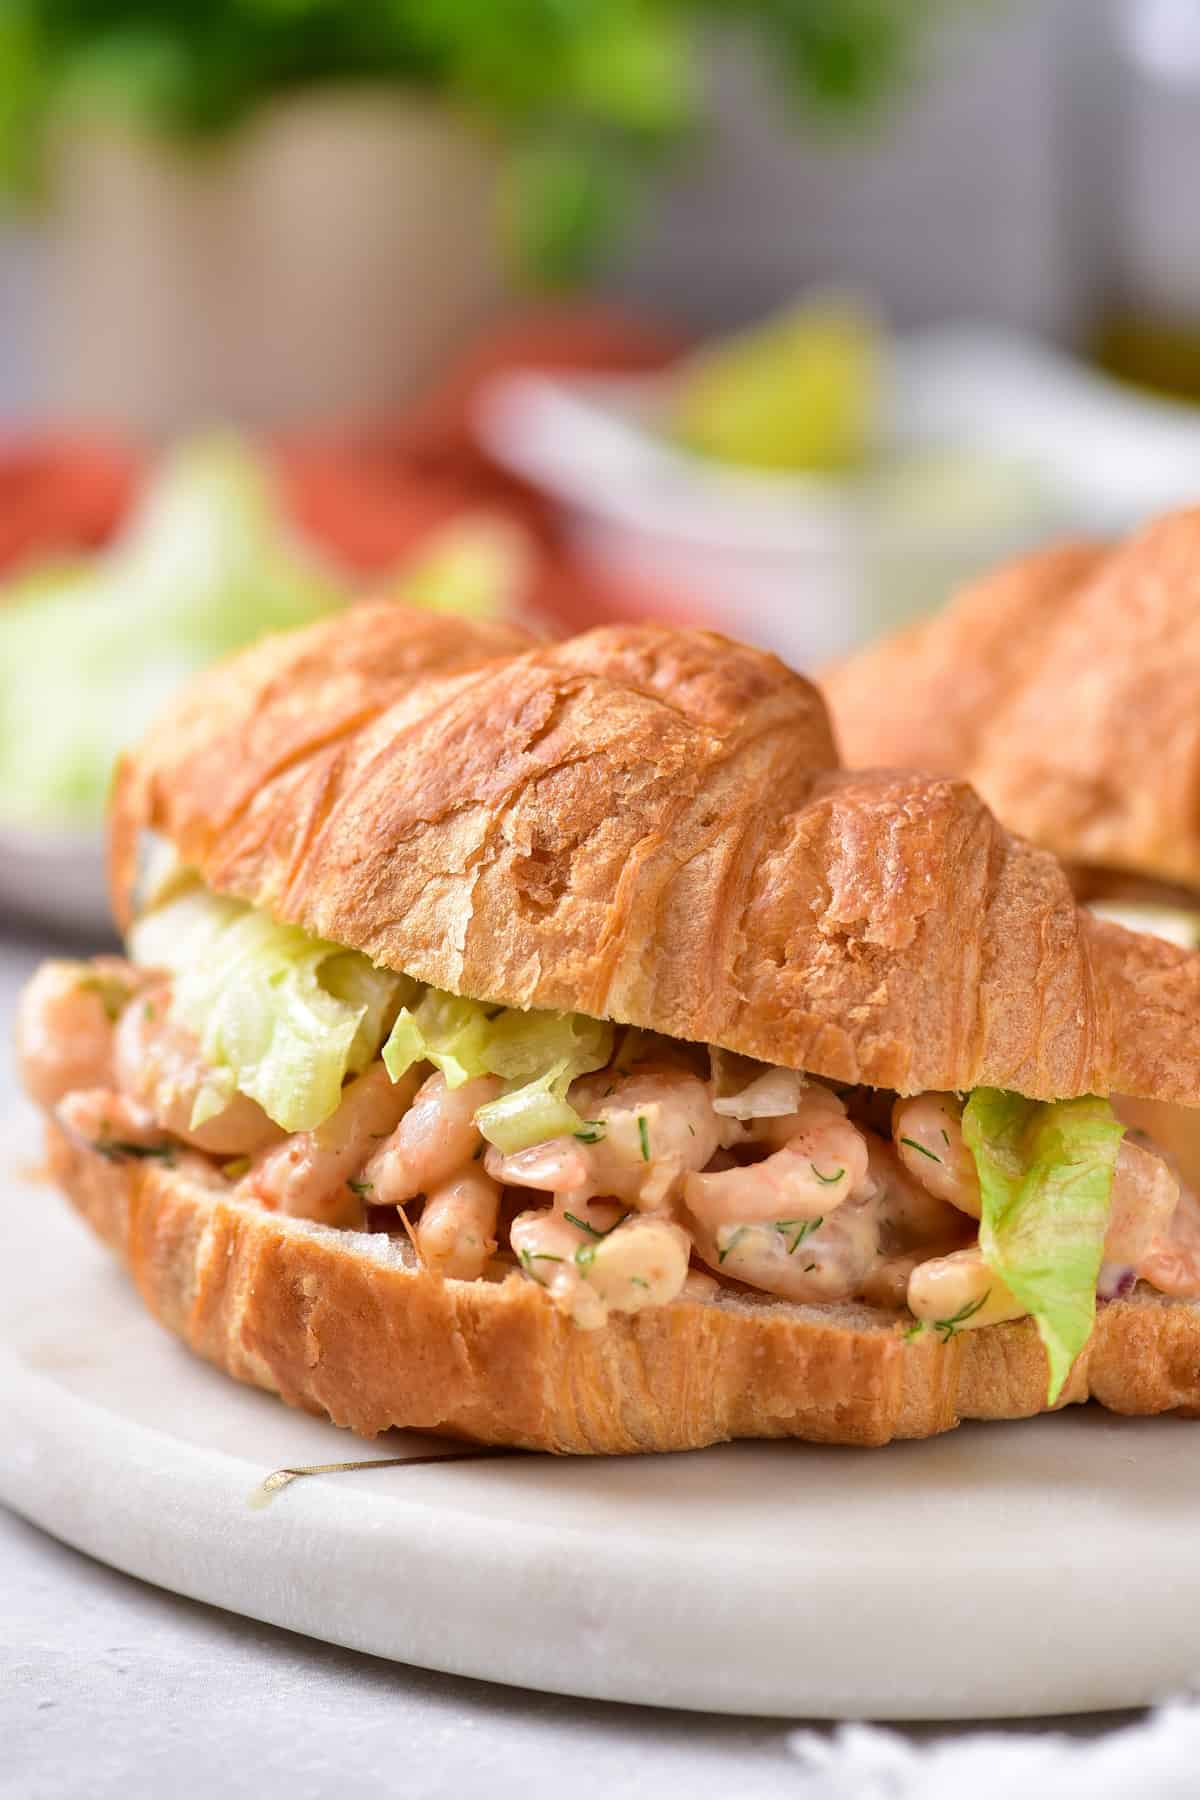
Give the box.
[382,991,613,1151]
[130,887,407,1133]
[133,881,616,1151]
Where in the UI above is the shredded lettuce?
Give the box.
[133,879,616,1150]
[963,1089,1126,1404]
[482,1008,611,1087]
[475,1011,613,1153]
[383,992,613,1150]
[474,1069,586,1155]
[382,991,497,1090]
[322,951,417,1077]
[129,887,407,1133]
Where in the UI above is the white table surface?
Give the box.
[0,929,1134,1799]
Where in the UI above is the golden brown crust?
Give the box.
[108,600,1200,1104]
[824,540,1104,776]
[48,1122,1200,1451]
[826,510,1200,894]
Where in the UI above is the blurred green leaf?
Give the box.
[0,4,48,199]
[501,137,636,288]
[1,0,975,272]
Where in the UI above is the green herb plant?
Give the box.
[1,0,967,282]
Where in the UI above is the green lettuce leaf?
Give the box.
[383,990,613,1149]
[129,887,406,1133]
[472,1067,585,1155]
[382,991,497,1090]
[474,1010,613,1152]
[963,1089,1125,1404]
[134,882,615,1150]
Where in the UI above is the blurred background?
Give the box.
[4,0,1200,932]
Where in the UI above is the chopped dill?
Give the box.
[718,1226,750,1265]
[774,1217,823,1254]
[93,1138,176,1165]
[519,1247,565,1281]
[932,1291,990,1341]
[563,1209,625,1241]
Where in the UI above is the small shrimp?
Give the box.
[1105,1138,1179,1263]
[892,1094,981,1217]
[417,1166,501,1279]
[681,1268,720,1302]
[239,1062,418,1227]
[860,1250,934,1311]
[690,1194,881,1304]
[55,1087,224,1188]
[683,1095,870,1236]
[907,1246,1026,1334]
[1136,1183,1200,1298]
[114,981,282,1157]
[866,1136,974,1254]
[572,1066,723,1206]
[486,1067,722,1208]
[17,958,141,1109]
[510,1202,690,1329]
[56,1087,171,1159]
[485,1134,589,1195]
[363,1071,502,1207]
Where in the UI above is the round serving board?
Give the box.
[3,1101,1198,1721]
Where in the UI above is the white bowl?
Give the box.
[476,322,1200,670]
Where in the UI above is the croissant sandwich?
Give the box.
[18,601,1200,1453]
[826,502,1200,1190]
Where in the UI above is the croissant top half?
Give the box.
[110,599,1200,1105]
[825,507,1200,898]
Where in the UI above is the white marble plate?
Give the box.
[3,1104,1199,1720]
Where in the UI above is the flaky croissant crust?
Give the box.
[110,600,1200,1104]
[49,1126,1200,1452]
[826,509,1200,899]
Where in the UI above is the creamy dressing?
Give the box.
[22,953,1192,1335]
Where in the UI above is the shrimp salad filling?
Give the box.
[20,883,1200,1402]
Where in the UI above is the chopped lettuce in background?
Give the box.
[0,436,344,830]
[964,1089,1126,1404]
